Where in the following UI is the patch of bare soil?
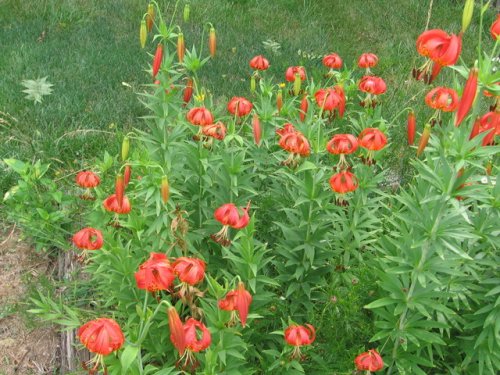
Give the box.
[0,225,59,375]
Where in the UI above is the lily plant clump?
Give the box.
[4,1,499,374]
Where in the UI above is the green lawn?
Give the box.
[0,0,487,194]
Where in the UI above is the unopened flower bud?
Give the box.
[277,89,283,113]
[146,3,154,32]
[121,136,130,161]
[161,176,169,204]
[183,4,190,23]
[293,73,301,96]
[177,32,185,63]
[462,0,474,34]
[140,20,147,48]
[250,75,256,93]
[209,27,216,57]
[115,174,124,208]
[417,124,432,157]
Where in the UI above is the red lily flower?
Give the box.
[78,318,124,356]
[470,111,500,145]
[359,76,386,95]
[135,253,175,293]
[212,202,251,245]
[285,66,306,82]
[455,67,478,126]
[249,55,270,71]
[172,257,206,285]
[358,128,387,151]
[76,171,100,188]
[329,171,358,194]
[227,97,253,117]
[284,324,316,359]
[327,134,358,155]
[186,107,214,126]
[218,282,253,327]
[314,86,345,117]
[357,53,378,69]
[276,122,296,137]
[183,318,211,352]
[72,227,103,250]
[354,349,384,372]
[415,29,462,83]
[323,53,343,69]
[103,194,131,214]
[202,122,226,140]
[425,87,459,112]
[278,130,311,157]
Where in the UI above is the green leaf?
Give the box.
[120,345,139,373]
[365,297,400,309]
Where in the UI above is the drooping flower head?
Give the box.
[218,282,253,327]
[323,53,343,69]
[249,55,270,71]
[186,107,214,126]
[354,349,384,372]
[76,171,100,188]
[327,134,358,170]
[358,76,386,107]
[278,131,311,157]
[284,323,316,359]
[227,97,253,117]
[359,76,387,95]
[357,53,378,69]
[329,171,359,194]
[202,122,226,141]
[78,317,124,373]
[183,318,211,352]
[314,86,345,117]
[103,194,131,214]
[470,111,500,146]
[172,257,206,285]
[73,227,103,250]
[212,202,251,246]
[285,66,307,82]
[425,87,459,112]
[414,29,462,83]
[135,253,175,293]
[358,128,387,151]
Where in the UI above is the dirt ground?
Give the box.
[0,225,59,375]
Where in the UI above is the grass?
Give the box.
[1,0,488,195]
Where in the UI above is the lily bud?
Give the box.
[407,110,416,145]
[161,176,169,204]
[277,89,283,113]
[183,78,193,105]
[485,160,492,176]
[293,73,301,96]
[250,75,256,93]
[417,124,432,157]
[209,27,216,58]
[146,3,154,33]
[252,113,261,146]
[177,33,185,63]
[462,0,474,34]
[152,43,163,79]
[124,165,131,187]
[455,67,479,127]
[115,174,124,208]
[299,95,308,122]
[121,136,130,161]
[469,117,481,140]
[140,20,147,48]
[183,4,190,23]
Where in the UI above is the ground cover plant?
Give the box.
[2,0,500,374]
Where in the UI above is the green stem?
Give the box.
[387,172,457,374]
